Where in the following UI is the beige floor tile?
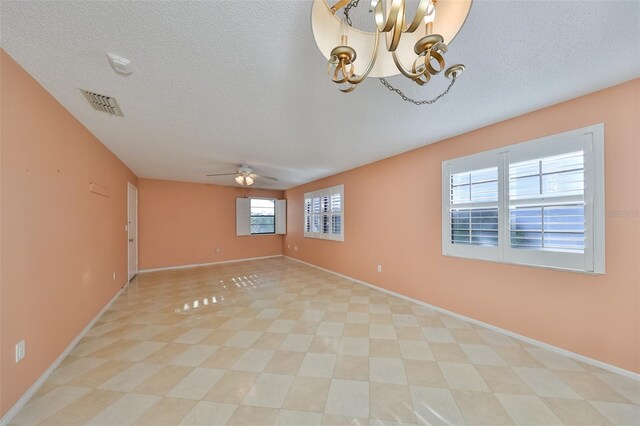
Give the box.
[475,365,533,395]
[232,348,275,372]
[46,358,107,385]
[459,343,507,366]
[70,337,118,357]
[589,400,640,425]
[11,258,640,426]
[274,409,323,425]
[39,389,123,425]
[282,376,331,412]
[178,401,238,425]
[595,372,640,404]
[141,342,189,364]
[410,386,465,426]
[333,355,370,381]
[203,370,259,404]
[513,367,581,399]
[318,321,345,337]
[452,390,513,425]
[339,336,369,356]
[224,330,263,348]
[555,370,631,402]
[325,379,370,418]
[114,341,167,362]
[264,350,305,375]
[477,329,519,347]
[544,398,611,425]
[322,414,369,426]
[369,339,401,358]
[370,357,408,385]
[226,405,279,425]
[299,352,337,378]
[422,327,456,343]
[132,365,193,395]
[525,347,584,371]
[399,340,434,361]
[430,343,470,363]
[67,360,133,388]
[133,397,197,425]
[242,373,295,408]
[279,333,314,352]
[403,360,448,388]
[370,383,416,423]
[12,386,91,425]
[200,346,244,369]
[495,393,563,425]
[99,363,163,392]
[166,367,224,399]
[87,393,160,425]
[439,362,489,392]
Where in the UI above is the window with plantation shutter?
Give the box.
[304,185,344,241]
[442,124,605,273]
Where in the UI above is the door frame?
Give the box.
[127,182,138,281]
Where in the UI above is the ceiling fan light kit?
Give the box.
[312,0,472,104]
[207,165,278,187]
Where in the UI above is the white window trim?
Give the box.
[236,197,286,236]
[442,124,605,274]
[304,184,344,242]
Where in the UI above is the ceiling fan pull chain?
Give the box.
[379,75,456,105]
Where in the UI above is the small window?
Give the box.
[250,198,275,234]
[442,124,605,273]
[304,185,344,241]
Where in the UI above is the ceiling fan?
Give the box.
[206,165,278,186]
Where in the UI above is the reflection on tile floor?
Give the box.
[11,257,640,425]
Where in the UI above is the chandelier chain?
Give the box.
[342,0,458,105]
[379,76,456,105]
[343,0,360,26]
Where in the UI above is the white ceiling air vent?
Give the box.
[80,89,123,116]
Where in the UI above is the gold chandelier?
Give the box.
[311,0,472,104]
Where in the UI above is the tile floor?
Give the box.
[10,257,640,425]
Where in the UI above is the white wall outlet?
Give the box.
[377,264,382,273]
[287,244,291,249]
[15,340,25,363]
[294,246,298,251]
[112,272,117,281]
[215,248,221,253]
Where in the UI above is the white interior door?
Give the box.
[127,183,138,280]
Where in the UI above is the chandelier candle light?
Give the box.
[311,0,472,103]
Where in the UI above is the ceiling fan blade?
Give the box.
[206,173,238,177]
[253,174,278,181]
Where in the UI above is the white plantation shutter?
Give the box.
[304,185,344,241]
[443,124,604,273]
[236,198,251,236]
[276,199,287,234]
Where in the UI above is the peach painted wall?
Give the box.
[138,178,284,270]
[0,51,138,416]
[284,79,640,373]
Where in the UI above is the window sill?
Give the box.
[442,252,605,275]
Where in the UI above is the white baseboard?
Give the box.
[138,254,283,273]
[0,280,130,426]
[284,256,640,382]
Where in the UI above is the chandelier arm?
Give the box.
[405,0,432,33]
[379,75,457,105]
[346,29,381,84]
[391,50,424,79]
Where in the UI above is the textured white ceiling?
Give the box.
[1,1,638,189]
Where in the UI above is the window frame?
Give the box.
[304,184,344,242]
[249,197,276,235]
[442,124,605,274]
